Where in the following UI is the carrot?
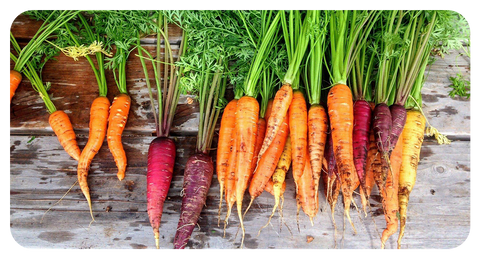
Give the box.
[327,84,357,233]
[353,100,373,190]
[77,96,110,222]
[174,153,214,249]
[296,152,317,225]
[259,135,291,235]
[107,93,131,181]
[361,131,380,214]
[223,135,238,231]
[257,84,292,163]
[48,110,81,161]
[389,104,407,152]
[321,151,341,246]
[10,70,22,103]
[289,90,308,189]
[307,104,328,206]
[264,99,274,123]
[147,136,176,249]
[216,99,238,225]
[251,117,267,175]
[245,112,289,212]
[397,110,426,249]
[234,95,259,246]
[380,131,403,248]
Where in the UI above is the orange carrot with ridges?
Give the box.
[49,110,81,161]
[307,104,328,205]
[327,84,357,233]
[296,152,317,225]
[380,132,403,248]
[234,96,259,246]
[246,112,289,211]
[289,90,308,190]
[216,99,238,226]
[77,96,110,222]
[256,84,292,163]
[107,93,131,181]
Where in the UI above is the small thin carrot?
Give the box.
[216,99,238,226]
[251,117,267,175]
[360,131,379,215]
[107,93,131,181]
[289,90,308,189]
[49,110,81,161]
[77,96,110,222]
[327,84,357,234]
[10,70,22,103]
[223,135,237,233]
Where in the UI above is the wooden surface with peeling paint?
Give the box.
[10,14,470,249]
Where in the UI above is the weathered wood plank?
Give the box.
[10,135,470,249]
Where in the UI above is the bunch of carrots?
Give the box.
[11,10,468,249]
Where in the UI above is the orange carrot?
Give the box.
[307,104,328,206]
[327,84,357,233]
[289,90,308,189]
[246,112,289,210]
[223,130,237,233]
[77,96,110,222]
[234,96,259,245]
[251,117,267,175]
[296,152,317,225]
[10,70,22,103]
[216,99,238,226]
[361,131,379,214]
[380,132,403,248]
[48,110,81,161]
[257,84,292,163]
[107,93,131,181]
[264,99,274,123]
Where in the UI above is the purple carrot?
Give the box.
[173,153,214,249]
[147,137,176,249]
[389,104,407,152]
[352,100,372,185]
[372,103,392,154]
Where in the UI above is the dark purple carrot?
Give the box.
[174,153,214,249]
[389,104,407,152]
[352,100,372,186]
[372,103,392,154]
[147,137,176,249]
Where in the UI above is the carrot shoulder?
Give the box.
[107,93,131,181]
[77,96,110,221]
[49,110,81,161]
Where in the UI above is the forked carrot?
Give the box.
[77,96,110,222]
[296,152,317,226]
[49,110,81,161]
[107,93,131,181]
[7,70,22,105]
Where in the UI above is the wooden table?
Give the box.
[9,14,470,249]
